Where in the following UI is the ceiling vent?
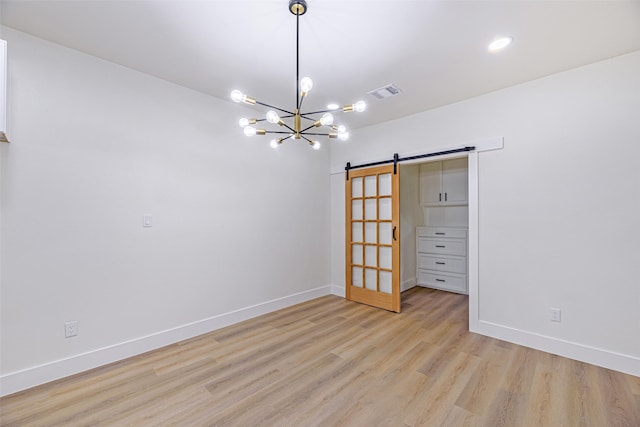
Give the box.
[368,84,402,100]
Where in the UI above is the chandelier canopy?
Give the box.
[231,0,366,150]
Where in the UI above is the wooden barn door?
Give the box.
[345,164,401,312]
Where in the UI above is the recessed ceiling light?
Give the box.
[488,36,513,52]
[327,103,339,110]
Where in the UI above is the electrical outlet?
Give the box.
[550,308,562,322]
[65,321,78,338]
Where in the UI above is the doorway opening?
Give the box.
[400,156,470,298]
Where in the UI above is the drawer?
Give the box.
[418,270,467,294]
[417,238,466,256]
[417,227,467,239]
[418,254,466,274]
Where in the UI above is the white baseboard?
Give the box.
[471,320,640,377]
[401,278,417,292]
[331,284,345,297]
[0,285,333,397]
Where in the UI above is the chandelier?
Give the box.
[230,0,366,150]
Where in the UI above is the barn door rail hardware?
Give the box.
[345,146,475,180]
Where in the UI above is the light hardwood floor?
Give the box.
[1,287,639,426]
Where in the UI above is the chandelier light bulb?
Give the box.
[338,131,350,141]
[239,118,249,127]
[311,141,321,150]
[337,125,346,133]
[270,139,279,149]
[300,77,313,93]
[231,90,244,103]
[243,126,257,137]
[266,110,280,124]
[354,100,367,112]
[320,113,334,126]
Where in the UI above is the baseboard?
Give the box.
[471,319,640,377]
[331,284,345,298]
[401,278,417,292]
[0,285,333,397]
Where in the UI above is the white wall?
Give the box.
[0,27,331,394]
[399,163,420,290]
[330,50,640,375]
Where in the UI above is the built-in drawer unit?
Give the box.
[417,238,466,256]
[417,271,467,294]
[419,228,467,239]
[416,227,468,294]
[418,254,466,274]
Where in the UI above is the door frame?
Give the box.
[397,152,478,326]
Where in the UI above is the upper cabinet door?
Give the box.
[419,158,468,206]
[419,161,443,205]
[442,157,468,205]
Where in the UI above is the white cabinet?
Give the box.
[416,227,468,294]
[419,158,468,206]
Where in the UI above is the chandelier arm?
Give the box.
[264,131,295,135]
[280,123,297,133]
[300,135,314,144]
[255,101,295,116]
[301,108,339,115]
[300,123,317,133]
[300,131,332,136]
[298,114,316,122]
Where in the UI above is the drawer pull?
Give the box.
[435,232,445,235]
[436,262,446,265]
[435,245,445,248]
[439,193,442,202]
[436,279,446,282]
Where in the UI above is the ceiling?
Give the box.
[2,0,640,130]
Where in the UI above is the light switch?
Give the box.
[143,214,152,227]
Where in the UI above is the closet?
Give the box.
[415,158,469,294]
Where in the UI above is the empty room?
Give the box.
[1,1,639,425]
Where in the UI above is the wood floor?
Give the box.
[1,287,639,426]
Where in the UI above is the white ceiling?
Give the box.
[2,0,640,130]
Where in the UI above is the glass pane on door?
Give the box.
[379,246,392,270]
[364,223,377,243]
[364,268,377,291]
[365,245,377,267]
[379,198,392,220]
[364,176,377,196]
[352,200,363,220]
[352,177,363,198]
[379,173,392,196]
[352,266,363,287]
[352,222,363,242]
[379,271,392,294]
[352,244,363,265]
[364,199,377,220]
[379,223,392,245]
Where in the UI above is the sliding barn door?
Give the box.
[346,164,401,312]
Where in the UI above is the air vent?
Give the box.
[368,84,402,100]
